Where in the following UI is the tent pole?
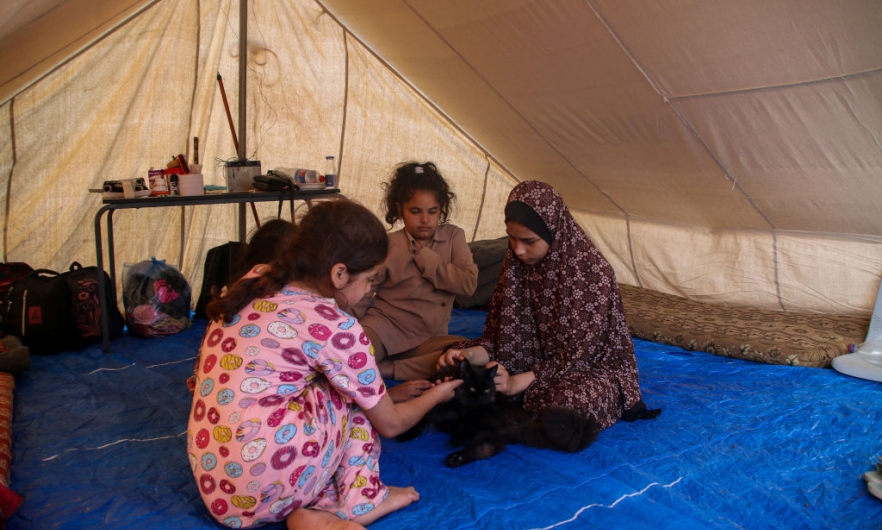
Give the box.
[237,0,248,242]
[238,0,247,161]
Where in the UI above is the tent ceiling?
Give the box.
[1,0,881,315]
[3,0,880,234]
[323,0,882,235]
[0,0,152,103]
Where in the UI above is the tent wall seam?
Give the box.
[772,230,784,310]
[665,102,785,308]
[662,70,882,311]
[391,0,625,246]
[0,0,164,107]
[625,217,640,288]
[3,98,15,261]
[579,1,647,287]
[415,1,630,217]
[470,158,492,242]
[586,0,784,307]
[317,0,512,192]
[665,66,882,101]
[339,23,350,186]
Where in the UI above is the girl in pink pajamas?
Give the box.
[187,199,461,530]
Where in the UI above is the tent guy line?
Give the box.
[530,476,685,530]
[41,431,187,462]
[81,356,197,376]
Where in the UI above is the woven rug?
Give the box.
[620,284,869,367]
[0,371,22,520]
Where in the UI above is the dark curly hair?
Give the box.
[381,161,456,225]
[206,199,388,323]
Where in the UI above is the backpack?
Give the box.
[0,269,80,354]
[194,242,243,320]
[0,262,34,301]
[62,262,125,343]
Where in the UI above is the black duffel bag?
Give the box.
[0,269,80,354]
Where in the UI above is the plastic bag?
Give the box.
[122,258,191,338]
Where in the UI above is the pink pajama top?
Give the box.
[187,286,387,527]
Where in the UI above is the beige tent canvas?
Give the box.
[1,0,881,317]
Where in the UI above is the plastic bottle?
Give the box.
[151,172,170,196]
[323,156,337,189]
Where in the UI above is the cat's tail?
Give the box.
[537,407,601,453]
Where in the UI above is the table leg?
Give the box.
[238,203,246,242]
[94,205,113,353]
[107,210,117,289]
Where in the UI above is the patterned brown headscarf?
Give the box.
[464,180,643,428]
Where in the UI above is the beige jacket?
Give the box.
[353,224,478,355]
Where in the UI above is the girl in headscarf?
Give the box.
[438,180,657,429]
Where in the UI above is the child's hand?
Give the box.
[426,378,463,404]
[489,361,512,395]
[490,362,534,396]
[437,347,487,369]
[388,379,434,403]
[436,348,466,369]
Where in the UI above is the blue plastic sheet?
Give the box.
[8,309,882,529]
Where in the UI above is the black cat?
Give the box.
[397,361,601,468]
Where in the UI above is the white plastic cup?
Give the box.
[179,174,205,196]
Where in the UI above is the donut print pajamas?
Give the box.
[187,287,388,527]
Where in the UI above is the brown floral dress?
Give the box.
[459,180,644,429]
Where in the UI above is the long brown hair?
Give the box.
[206,199,388,323]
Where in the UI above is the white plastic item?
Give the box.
[855,340,882,366]
[832,353,882,382]
[288,169,319,184]
[178,174,204,196]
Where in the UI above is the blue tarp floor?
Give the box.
[7,309,882,529]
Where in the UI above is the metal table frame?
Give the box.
[94,189,340,352]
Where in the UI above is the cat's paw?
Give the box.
[445,450,470,468]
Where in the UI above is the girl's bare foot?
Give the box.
[352,485,420,526]
[286,486,419,529]
[287,508,365,530]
